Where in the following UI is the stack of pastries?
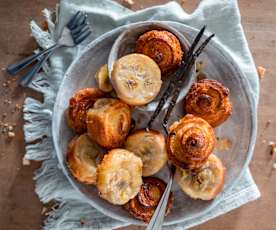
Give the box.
[65,29,232,222]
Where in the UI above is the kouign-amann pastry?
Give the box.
[111,53,162,106]
[86,98,131,149]
[67,133,104,184]
[67,88,105,134]
[96,149,143,205]
[124,130,167,176]
[184,79,232,127]
[175,154,225,200]
[136,30,183,74]
[124,177,173,223]
[167,114,216,169]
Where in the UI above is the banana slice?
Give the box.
[96,149,143,205]
[111,53,162,106]
[95,64,113,92]
[67,133,104,185]
[124,130,167,176]
[175,154,225,200]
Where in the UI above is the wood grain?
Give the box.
[0,1,275,230]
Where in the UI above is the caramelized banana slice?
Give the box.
[95,64,113,92]
[96,149,143,205]
[175,154,225,200]
[136,30,183,74]
[124,177,173,223]
[86,98,131,149]
[67,88,105,134]
[67,133,104,184]
[111,53,162,106]
[125,130,167,176]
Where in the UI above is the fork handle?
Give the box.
[20,50,53,87]
[6,44,58,75]
[146,174,174,230]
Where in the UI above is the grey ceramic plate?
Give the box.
[52,21,257,226]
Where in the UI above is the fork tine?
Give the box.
[71,25,91,39]
[67,11,81,28]
[68,12,85,30]
[78,14,87,27]
[74,30,92,44]
[70,13,86,30]
[71,23,89,36]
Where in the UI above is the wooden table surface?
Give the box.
[0,1,275,229]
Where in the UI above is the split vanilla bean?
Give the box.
[162,33,215,132]
[146,26,207,130]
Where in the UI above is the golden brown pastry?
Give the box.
[86,98,131,149]
[124,130,167,176]
[175,154,225,200]
[67,88,105,134]
[96,149,143,205]
[95,64,113,92]
[111,53,162,106]
[136,30,183,74]
[184,79,232,127]
[124,177,173,223]
[167,114,216,170]
[67,133,104,184]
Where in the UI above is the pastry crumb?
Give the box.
[122,0,134,7]
[22,157,31,166]
[215,137,232,151]
[273,163,276,169]
[180,0,187,6]
[269,141,276,155]
[7,131,15,138]
[41,207,48,215]
[265,120,271,128]
[80,219,86,226]
[257,66,266,79]
[15,103,22,111]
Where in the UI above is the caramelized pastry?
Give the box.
[167,114,216,169]
[136,30,183,74]
[67,133,104,184]
[86,98,131,149]
[111,53,162,106]
[184,79,232,127]
[125,130,167,176]
[96,149,143,205]
[95,64,113,92]
[67,88,105,133]
[175,154,225,200]
[124,177,173,223]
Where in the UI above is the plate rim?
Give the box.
[52,21,257,226]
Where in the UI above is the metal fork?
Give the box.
[146,26,214,230]
[146,163,175,230]
[7,11,92,86]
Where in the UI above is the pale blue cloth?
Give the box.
[23,0,260,229]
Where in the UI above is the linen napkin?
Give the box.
[23,0,260,229]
